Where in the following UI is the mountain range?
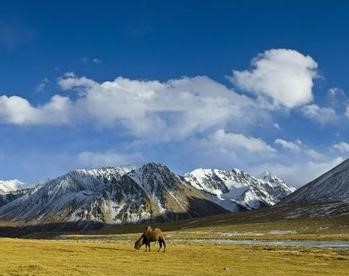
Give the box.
[0,163,295,225]
[184,168,295,211]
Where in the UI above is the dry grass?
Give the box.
[0,238,349,276]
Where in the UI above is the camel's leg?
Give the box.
[158,240,162,252]
[163,240,166,252]
[147,242,151,252]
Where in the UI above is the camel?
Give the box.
[134,226,166,252]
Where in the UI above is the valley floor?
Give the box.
[0,238,349,276]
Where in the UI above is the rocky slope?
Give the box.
[281,158,349,205]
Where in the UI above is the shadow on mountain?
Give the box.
[0,197,229,238]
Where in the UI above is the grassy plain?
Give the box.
[1,238,349,276]
[1,204,349,275]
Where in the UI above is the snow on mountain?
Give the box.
[281,158,349,205]
[0,163,225,225]
[0,179,29,207]
[0,179,24,194]
[184,168,296,212]
[0,163,295,225]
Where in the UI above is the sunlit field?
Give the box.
[0,238,348,276]
[2,206,349,275]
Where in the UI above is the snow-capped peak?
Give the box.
[0,179,24,195]
[127,163,180,194]
[184,168,296,212]
[70,165,137,178]
[260,170,272,180]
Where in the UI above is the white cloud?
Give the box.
[274,138,325,160]
[332,142,349,153]
[1,73,270,141]
[0,48,321,141]
[77,151,143,167]
[205,129,275,154]
[56,74,264,141]
[0,95,72,125]
[0,72,271,141]
[58,72,96,90]
[274,138,302,152]
[232,49,318,108]
[183,130,276,175]
[301,104,337,124]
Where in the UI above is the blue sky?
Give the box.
[1,0,349,186]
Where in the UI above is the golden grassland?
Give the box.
[0,238,349,276]
[1,205,349,275]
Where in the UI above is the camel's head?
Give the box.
[134,238,143,250]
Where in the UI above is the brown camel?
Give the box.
[134,226,166,252]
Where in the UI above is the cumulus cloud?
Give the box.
[301,104,337,124]
[58,72,97,90]
[0,48,322,141]
[0,95,72,125]
[0,73,265,141]
[232,49,318,108]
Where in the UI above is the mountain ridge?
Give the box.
[0,163,295,225]
[184,168,295,211]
